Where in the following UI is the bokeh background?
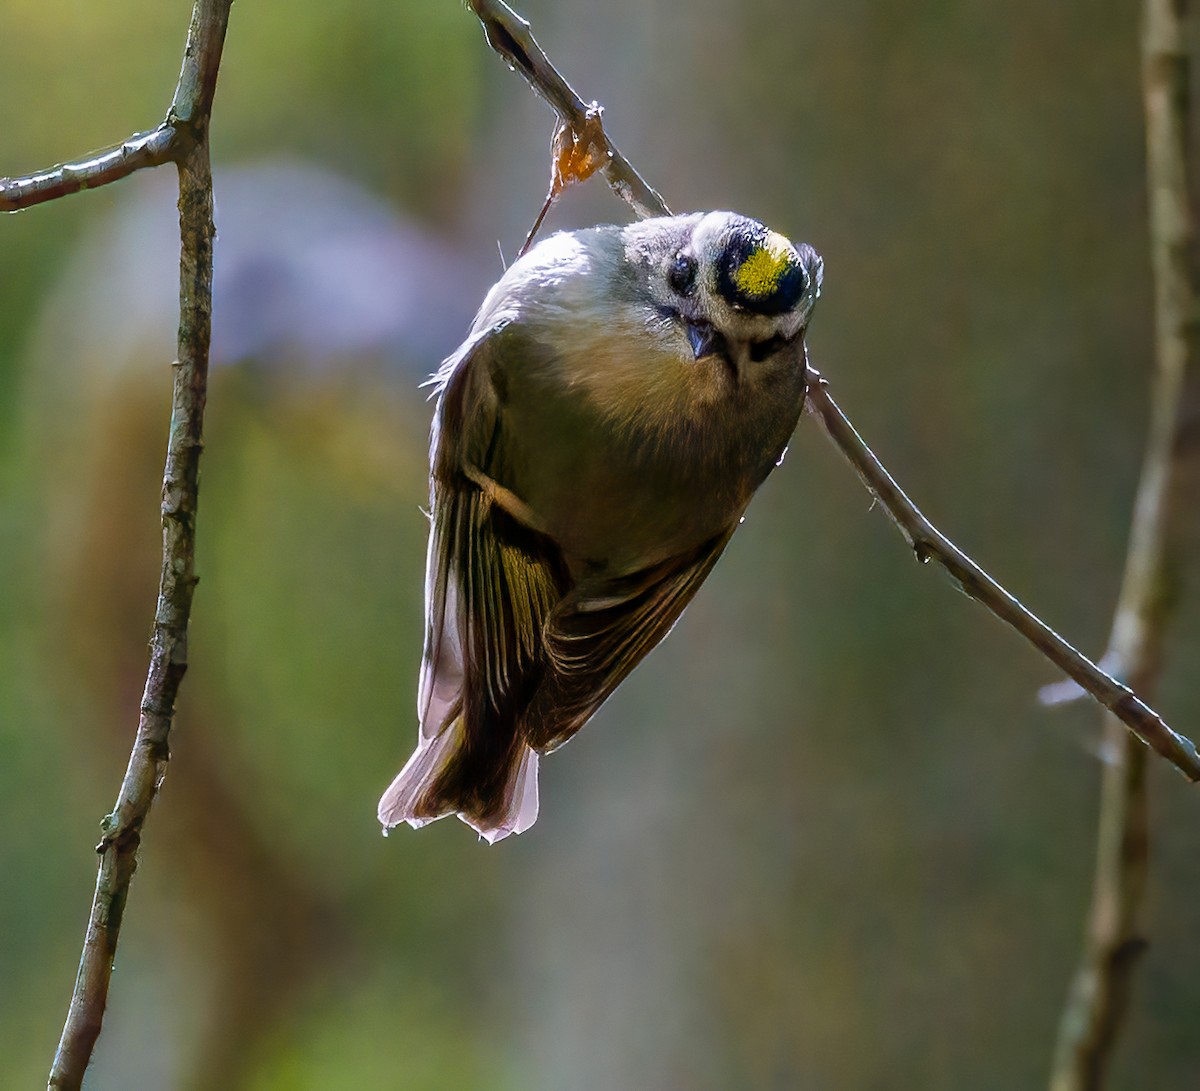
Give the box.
[3,1,1199,1087]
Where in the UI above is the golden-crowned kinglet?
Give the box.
[378,212,822,842]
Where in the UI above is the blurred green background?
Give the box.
[3,1,1199,1087]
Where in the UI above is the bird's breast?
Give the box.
[498,325,806,573]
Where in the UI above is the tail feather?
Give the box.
[377,718,540,843]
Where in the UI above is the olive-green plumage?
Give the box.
[379,212,822,841]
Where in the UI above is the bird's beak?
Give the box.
[685,319,719,360]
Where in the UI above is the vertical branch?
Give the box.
[46,2,231,1088]
[1049,1,1199,1087]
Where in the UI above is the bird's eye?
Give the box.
[668,252,697,296]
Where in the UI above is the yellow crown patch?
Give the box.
[733,232,794,299]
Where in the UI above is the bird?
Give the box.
[378,211,823,842]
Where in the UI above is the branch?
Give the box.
[0,0,231,215]
[466,1,1200,783]
[1049,0,1200,1084]
[44,2,231,1088]
[466,0,670,221]
[0,129,177,212]
[802,371,1199,779]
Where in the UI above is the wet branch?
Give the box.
[1048,0,1200,1085]
[41,2,232,1088]
[466,0,1200,782]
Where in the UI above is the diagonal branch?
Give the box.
[802,369,1199,780]
[43,2,232,1088]
[466,0,670,221]
[466,0,1200,782]
[1048,0,1200,1085]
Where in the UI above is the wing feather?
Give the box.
[414,328,568,821]
[412,320,737,821]
[523,526,737,752]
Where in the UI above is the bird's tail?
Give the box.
[377,717,540,844]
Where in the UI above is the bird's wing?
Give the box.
[419,325,567,749]
[523,526,737,752]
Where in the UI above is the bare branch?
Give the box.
[45,2,231,1087]
[0,0,235,217]
[0,129,176,213]
[466,0,671,221]
[1049,0,1200,1084]
[802,369,1200,781]
[468,1,1200,783]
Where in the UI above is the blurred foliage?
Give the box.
[3,0,1200,1088]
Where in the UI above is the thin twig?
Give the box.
[466,0,671,221]
[0,0,234,217]
[44,2,231,1088]
[802,371,1199,780]
[0,129,177,212]
[1048,0,1200,1085]
[466,1,1200,784]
